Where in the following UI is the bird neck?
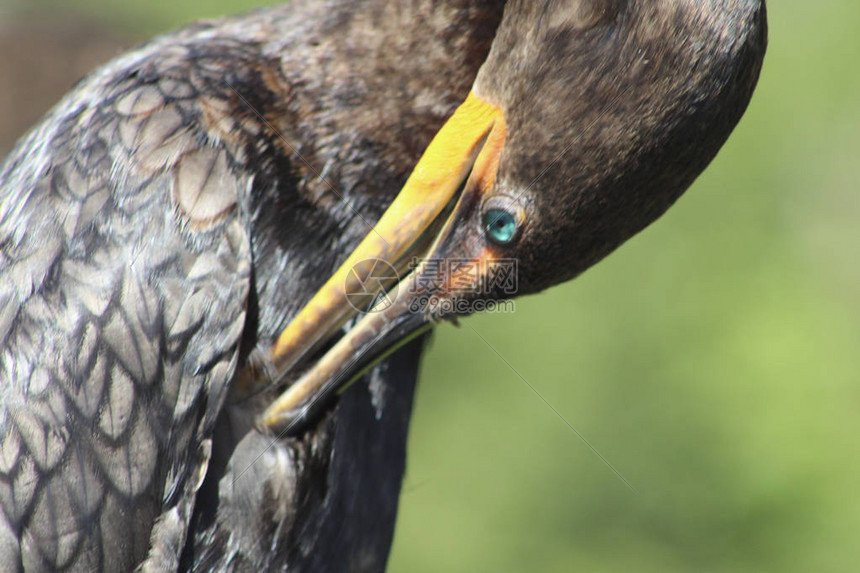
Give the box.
[269,0,507,144]
[240,1,508,341]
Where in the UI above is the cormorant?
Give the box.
[0,0,767,570]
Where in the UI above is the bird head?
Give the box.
[254,0,768,432]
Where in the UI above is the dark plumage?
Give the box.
[0,0,766,571]
[0,2,503,570]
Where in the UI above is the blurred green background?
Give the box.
[2,2,858,571]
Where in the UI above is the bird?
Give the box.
[0,2,505,570]
[0,1,767,572]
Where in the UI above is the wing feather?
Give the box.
[0,27,267,571]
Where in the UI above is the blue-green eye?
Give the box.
[483,208,519,245]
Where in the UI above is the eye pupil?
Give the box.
[483,209,518,245]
